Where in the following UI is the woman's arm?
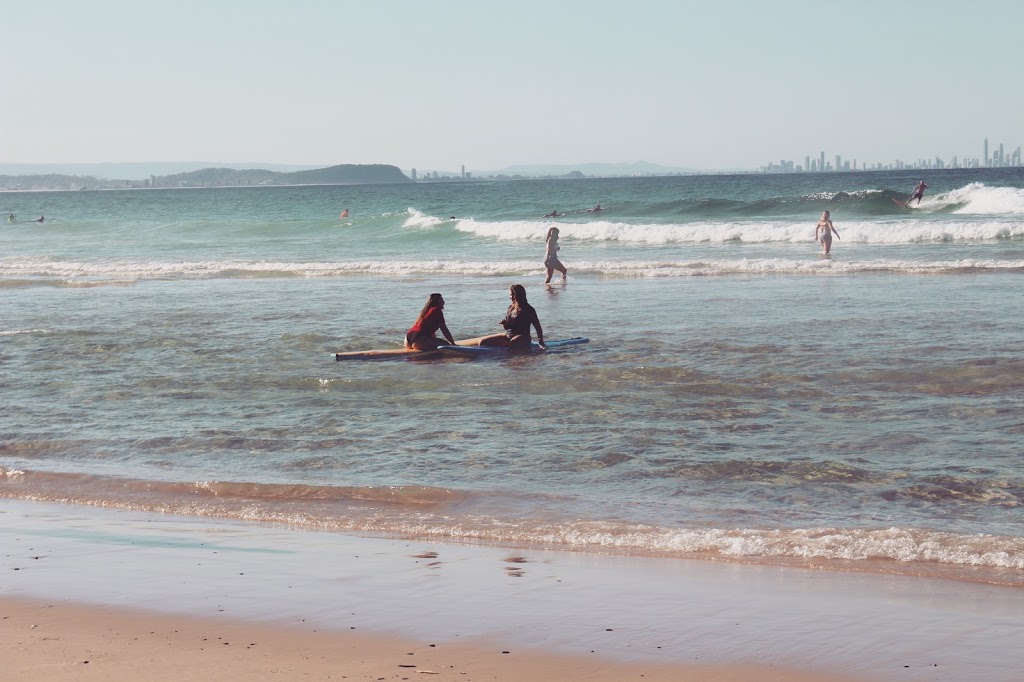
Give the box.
[439,319,455,345]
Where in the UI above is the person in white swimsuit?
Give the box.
[815,210,840,255]
[543,226,567,283]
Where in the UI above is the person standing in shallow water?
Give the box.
[479,284,546,351]
[543,226,567,283]
[815,210,840,255]
[404,293,456,351]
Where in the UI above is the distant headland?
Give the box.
[0,164,411,191]
[0,160,716,191]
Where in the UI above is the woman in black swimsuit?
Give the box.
[478,284,546,351]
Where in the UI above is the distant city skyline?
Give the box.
[762,138,1023,174]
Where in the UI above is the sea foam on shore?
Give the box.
[3,499,1023,680]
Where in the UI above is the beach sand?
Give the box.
[4,597,858,682]
[4,499,1022,681]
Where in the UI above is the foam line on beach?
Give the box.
[3,499,1023,681]
[3,469,1022,583]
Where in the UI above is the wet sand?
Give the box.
[3,499,1023,680]
[4,596,863,682]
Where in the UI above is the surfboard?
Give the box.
[437,337,590,355]
[891,198,910,208]
[334,335,492,361]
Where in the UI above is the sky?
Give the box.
[3,0,1022,172]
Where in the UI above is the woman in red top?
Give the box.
[405,293,457,350]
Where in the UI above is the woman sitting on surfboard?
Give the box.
[479,284,546,351]
[815,210,840,255]
[404,293,457,351]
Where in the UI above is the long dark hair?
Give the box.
[414,293,443,325]
[507,284,528,314]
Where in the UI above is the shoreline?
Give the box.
[4,500,1024,680]
[3,473,1022,588]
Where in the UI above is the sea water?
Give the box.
[2,169,1023,585]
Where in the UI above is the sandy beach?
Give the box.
[4,597,865,682]
[4,500,1023,680]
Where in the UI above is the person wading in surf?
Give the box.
[543,226,568,284]
[815,210,840,255]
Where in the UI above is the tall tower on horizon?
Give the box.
[984,138,989,167]
[820,151,825,172]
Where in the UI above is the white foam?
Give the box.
[0,328,54,335]
[396,519,1024,570]
[929,182,1024,215]
[402,207,446,229]
[2,256,1023,281]
[453,217,1024,245]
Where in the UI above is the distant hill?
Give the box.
[0,162,323,181]
[275,164,410,185]
[0,164,411,191]
[152,164,410,188]
[0,174,127,191]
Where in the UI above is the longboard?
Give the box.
[437,337,590,355]
[334,335,491,361]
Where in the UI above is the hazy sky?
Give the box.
[4,0,1022,171]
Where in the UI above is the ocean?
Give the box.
[3,168,1023,586]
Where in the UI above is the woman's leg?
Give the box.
[478,334,511,348]
[544,266,554,284]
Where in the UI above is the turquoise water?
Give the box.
[2,169,1023,583]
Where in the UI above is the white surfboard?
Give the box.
[437,337,590,355]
